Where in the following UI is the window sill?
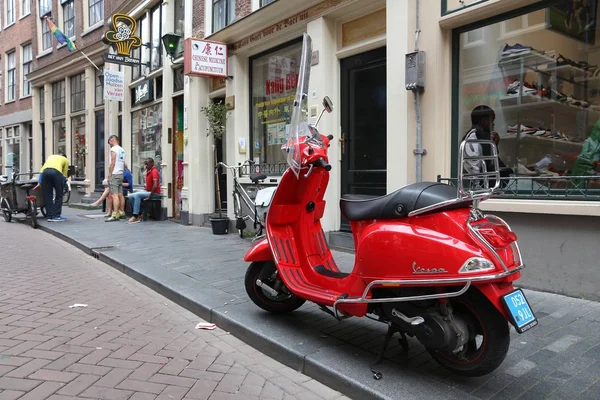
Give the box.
[480,198,600,217]
[4,100,16,105]
[20,94,32,100]
[19,12,31,21]
[37,49,53,59]
[4,22,15,30]
[82,22,103,37]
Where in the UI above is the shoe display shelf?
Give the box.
[498,48,596,188]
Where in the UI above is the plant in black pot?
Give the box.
[201,100,231,235]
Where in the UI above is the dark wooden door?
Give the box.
[340,47,387,231]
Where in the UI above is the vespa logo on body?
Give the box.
[412,262,448,274]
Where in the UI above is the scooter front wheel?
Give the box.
[245,261,306,314]
[427,289,510,377]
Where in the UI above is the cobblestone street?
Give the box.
[0,223,348,400]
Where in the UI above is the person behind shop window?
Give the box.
[570,118,600,187]
[106,135,127,222]
[34,153,69,222]
[127,158,161,224]
[462,105,513,188]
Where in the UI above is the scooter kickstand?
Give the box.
[370,323,398,380]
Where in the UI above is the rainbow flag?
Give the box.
[45,17,77,51]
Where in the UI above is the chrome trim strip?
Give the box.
[332,265,524,319]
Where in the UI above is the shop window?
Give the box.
[463,28,484,48]
[63,0,75,38]
[150,5,162,71]
[71,115,86,180]
[213,0,235,32]
[131,103,162,186]
[95,67,104,106]
[22,0,31,17]
[156,76,163,99]
[52,80,65,117]
[22,44,32,97]
[250,39,302,168]
[39,87,45,120]
[174,0,184,56]
[6,0,15,26]
[453,0,600,198]
[70,73,85,112]
[6,51,15,102]
[89,0,103,26]
[53,119,66,155]
[5,127,20,175]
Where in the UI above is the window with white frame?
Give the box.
[41,16,52,51]
[63,0,75,38]
[52,80,65,117]
[260,0,275,6]
[6,52,16,102]
[6,0,15,25]
[213,0,235,32]
[22,44,32,97]
[70,73,85,112]
[39,0,51,16]
[89,0,103,26]
[21,0,31,17]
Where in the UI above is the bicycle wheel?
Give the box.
[233,191,245,238]
[28,200,38,229]
[1,198,11,223]
[63,184,70,204]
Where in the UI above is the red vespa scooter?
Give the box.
[244,34,536,377]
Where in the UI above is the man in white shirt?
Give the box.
[106,135,126,222]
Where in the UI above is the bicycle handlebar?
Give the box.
[215,160,255,172]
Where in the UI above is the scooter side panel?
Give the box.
[244,238,274,262]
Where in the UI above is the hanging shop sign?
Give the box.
[103,70,125,101]
[102,14,143,66]
[134,80,154,105]
[184,39,228,78]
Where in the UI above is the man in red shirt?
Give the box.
[127,158,162,223]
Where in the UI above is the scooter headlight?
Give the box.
[459,257,495,273]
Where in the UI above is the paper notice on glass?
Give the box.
[238,138,246,154]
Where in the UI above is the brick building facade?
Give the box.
[0,0,36,175]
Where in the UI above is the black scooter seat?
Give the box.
[249,173,267,183]
[340,182,469,221]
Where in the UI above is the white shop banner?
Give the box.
[184,38,228,78]
[103,70,125,101]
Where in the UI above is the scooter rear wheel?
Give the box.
[245,261,306,314]
[427,289,510,377]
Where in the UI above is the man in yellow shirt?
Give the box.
[40,154,69,222]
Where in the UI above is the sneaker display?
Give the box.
[507,80,537,95]
[502,43,532,56]
[535,155,553,169]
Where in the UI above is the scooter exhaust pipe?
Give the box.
[256,279,280,297]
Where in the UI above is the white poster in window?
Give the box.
[103,70,125,101]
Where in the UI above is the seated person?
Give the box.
[92,165,133,217]
[128,158,161,224]
[570,119,600,187]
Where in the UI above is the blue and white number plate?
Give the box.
[502,289,537,333]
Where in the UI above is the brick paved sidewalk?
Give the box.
[30,208,600,400]
[0,222,349,400]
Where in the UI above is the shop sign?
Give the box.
[230,0,351,52]
[134,80,154,105]
[103,70,125,102]
[102,14,143,67]
[184,39,228,78]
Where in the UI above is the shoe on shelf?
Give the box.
[502,43,532,56]
[507,80,537,95]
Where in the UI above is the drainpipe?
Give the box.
[405,0,426,182]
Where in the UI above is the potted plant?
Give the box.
[200,100,230,235]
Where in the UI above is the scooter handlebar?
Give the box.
[314,157,332,171]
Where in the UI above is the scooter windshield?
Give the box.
[282,33,321,179]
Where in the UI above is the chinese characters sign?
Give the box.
[184,38,228,78]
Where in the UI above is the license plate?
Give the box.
[502,289,537,333]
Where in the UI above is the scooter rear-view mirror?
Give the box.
[323,96,334,113]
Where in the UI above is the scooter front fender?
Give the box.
[244,237,274,262]
[474,282,515,320]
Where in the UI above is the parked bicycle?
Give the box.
[215,160,277,239]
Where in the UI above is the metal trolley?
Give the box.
[0,171,43,229]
